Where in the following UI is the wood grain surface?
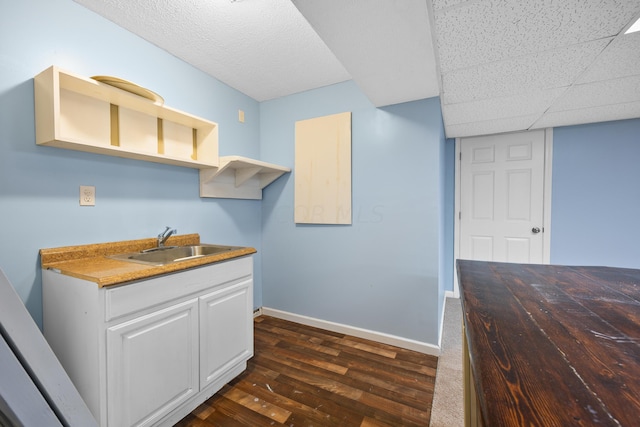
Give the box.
[176,315,437,426]
[457,260,640,426]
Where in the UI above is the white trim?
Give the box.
[453,130,554,277]
[445,290,457,298]
[452,138,462,298]
[260,307,440,356]
[543,128,553,264]
[252,307,263,318]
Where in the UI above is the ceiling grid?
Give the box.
[433,0,640,136]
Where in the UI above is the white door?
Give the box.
[106,299,199,427]
[199,279,253,389]
[459,130,547,264]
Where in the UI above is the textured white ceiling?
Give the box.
[72,0,640,138]
[434,0,640,137]
[72,0,352,102]
[71,0,439,106]
[292,0,439,106]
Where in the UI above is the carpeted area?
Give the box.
[429,297,464,426]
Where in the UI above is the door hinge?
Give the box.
[459,152,462,161]
[459,211,461,220]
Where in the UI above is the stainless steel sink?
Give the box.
[109,244,242,266]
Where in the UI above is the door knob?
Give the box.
[532,227,541,234]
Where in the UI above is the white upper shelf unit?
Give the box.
[199,156,291,200]
[34,66,291,199]
[34,66,219,169]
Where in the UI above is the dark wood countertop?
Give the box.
[457,260,640,426]
[40,234,256,288]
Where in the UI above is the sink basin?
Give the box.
[109,244,242,266]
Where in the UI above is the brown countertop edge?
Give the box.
[40,234,257,288]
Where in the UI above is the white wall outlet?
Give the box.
[80,185,95,206]
[238,109,245,123]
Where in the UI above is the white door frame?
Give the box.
[451,129,554,298]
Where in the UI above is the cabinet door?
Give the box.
[106,299,198,427]
[199,279,253,389]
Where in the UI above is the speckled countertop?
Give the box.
[40,234,256,288]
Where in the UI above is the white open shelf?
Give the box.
[199,156,291,200]
[34,66,219,169]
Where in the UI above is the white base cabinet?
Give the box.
[199,280,253,387]
[107,299,199,427]
[43,256,253,427]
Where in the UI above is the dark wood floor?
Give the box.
[176,315,438,427]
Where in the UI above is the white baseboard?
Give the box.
[260,307,440,357]
[445,290,458,299]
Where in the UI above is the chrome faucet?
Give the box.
[157,226,177,247]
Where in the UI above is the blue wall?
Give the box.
[550,118,640,268]
[260,84,446,345]
[0,0,264,326]
[6,0,637,350]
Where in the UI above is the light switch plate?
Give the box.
[80,185,95,206]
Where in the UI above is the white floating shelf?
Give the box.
[34,66,290,199]
[34,66,219,169]
[199,156,291,199]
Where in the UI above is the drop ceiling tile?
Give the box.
[441,39,610,104]
[442,88,566,125]
[532,101,640,129]
[577,31,640,84]
[549,75,640,112]
[434,0,639,72]
[445,114,540,138]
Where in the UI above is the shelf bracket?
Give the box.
[199,155,291,199]
[259,171,286,189]
[200,161,234,185]
[235,166,262,187]
[199,167,223,185]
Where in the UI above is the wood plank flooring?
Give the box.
[175,315,438,427]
